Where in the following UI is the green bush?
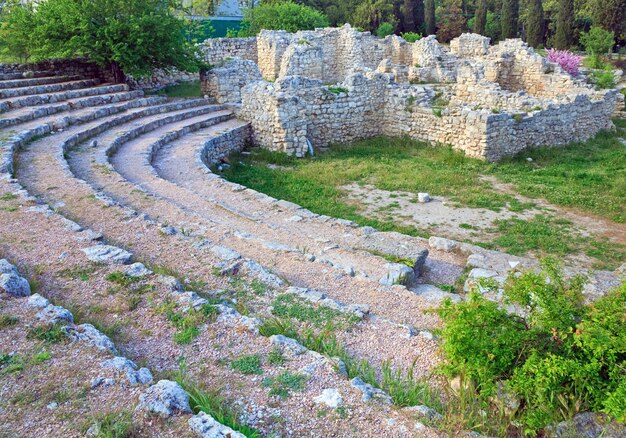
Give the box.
[0,0,201,80]
[591,68,616,89]
[580,26,615,67]
[376,22,395,38]
[400,32,422,43]
[237,1,328,37]
[437,258,626,432]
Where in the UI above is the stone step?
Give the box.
[0,75,82,89]
[0,83,129,113]
[0,78,101,99]
[0,90,145,129]
[0,70,58,81]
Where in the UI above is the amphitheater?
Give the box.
[0,26,623,437]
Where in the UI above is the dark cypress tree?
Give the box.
[500,0,518,39]
[415,0,425,33]
[402,0,417,32]
[473,0,487,35]
[526,0,544,47]
[424,0,436,35]
[554,0,575,49]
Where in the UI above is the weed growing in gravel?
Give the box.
[106,271,139,287]
[0,315,19,328]
[59,265,98,282]
[176,358,262,438]
[271,294,359,329]
[163,303,218,345]
[0,354,24,374]
[27,324,66,344]
[32,350,52,363]
[366,250,415,268]
[86,410,133,438]
[262,371,308,398]
[267,347,286,366]
[0,193,17,201]
[230,354,263,375]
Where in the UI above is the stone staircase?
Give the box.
[1,69,617,437]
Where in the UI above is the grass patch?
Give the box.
[267,347,286,366]
[160,301,218,345]
[150,80,203,98]
[230,354,263,375]
[0,315,19,328]
[86,410,133,438]
[262,371,308,398]
[106,271,139,287]
[175,358,261,437]
[271,294,359,329]
[59,265,98,282]
[221,133,625,264]
[27,323,66,344]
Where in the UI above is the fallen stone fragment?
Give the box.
[314,388,343,408]
[27,293,50,308]
[36,304,74,325]
[410,284,462,303]
[380,263,414,286]
[82,245,133,265]
[0,259,17,275]
[270,335,307,355]
[64,323,117,354]
[550,412,626,438]
[135,380,192,419]
[418,193,431,203]
[350,377,393,404]
[403,404,444,422]
[0,272,31,297]
[428,236,458,252]
[210,245,241,261]
[124,262,152,278]
[189,412,246,438]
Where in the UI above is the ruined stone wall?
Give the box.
[201,60,262,104]
[198,37,258,66]
[200,27,619,161]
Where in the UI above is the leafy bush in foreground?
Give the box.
[437,258,626,433]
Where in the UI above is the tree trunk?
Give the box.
[109,61,125,83]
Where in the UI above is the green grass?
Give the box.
[151,80,203,98]
[221,132,626,266]
[262,371,308,398]
[164,303,218,345]
[27,324,67,344]
[271,294,359,329]
[86,410,133,438]
[230,354,263,375]
[0,315,19,329]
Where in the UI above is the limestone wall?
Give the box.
[198,37,258,66]
[199,27,619,161]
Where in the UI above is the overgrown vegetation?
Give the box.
[150,80,203,98]
[437,259,626,433]
[262,371,308,398]
[157,300,218,345]
[235,1,329,37]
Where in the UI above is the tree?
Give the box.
[580,26,615,67]
[238,1,329,36]
[0,0,36,63]
[436,0,466,42]
[0,0,201,81]
[424,0,436,35]
[401,0,417,32]
[525,0,544,47]
[554,0,574,49]
[591,0,625,42]
[473,0,488,35]
[353,0,397,32]
[501,0,519,38]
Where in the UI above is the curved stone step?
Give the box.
[0,75,82,89]
[0,83,128,113]
[0,78,101,99]
[0,90,146,129]
[0,70,58,81]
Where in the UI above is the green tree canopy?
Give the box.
[238,1,329,36]
[554,0,575,48]
[525,0,544,47]
[0,0,201,81]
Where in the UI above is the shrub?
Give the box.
[237,1,329,37]
[546,49,582,76]
[580,26,614,62]
[591,68,616,89]
[437,258,626,432]
[376,22,395,38]
[401,32,422,43]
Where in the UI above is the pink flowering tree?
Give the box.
[546,49,583,76]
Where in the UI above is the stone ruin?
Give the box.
[199,24,620,161]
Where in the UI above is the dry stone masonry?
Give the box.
[199,25,618,161]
